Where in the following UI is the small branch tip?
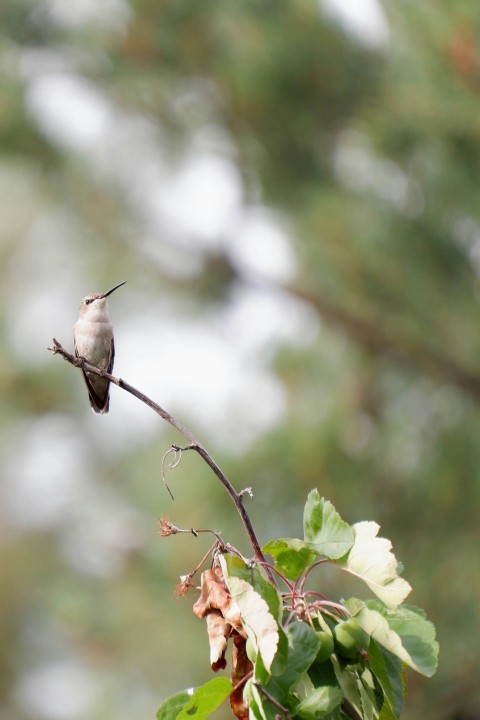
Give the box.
[239,487,254,500]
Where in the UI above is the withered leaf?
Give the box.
[193,568,243,634]
[193,568,247,673]
[206,611,229,671]
[229,634,253,720]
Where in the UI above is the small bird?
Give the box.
[73,281,126,414]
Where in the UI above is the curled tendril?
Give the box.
[161,445,185,500]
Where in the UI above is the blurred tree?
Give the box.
[0,1,479,719]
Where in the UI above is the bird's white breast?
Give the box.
[74,315,113,369]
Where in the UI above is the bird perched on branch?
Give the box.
[73,281,126,413]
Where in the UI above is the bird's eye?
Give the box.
[85,298,93,305]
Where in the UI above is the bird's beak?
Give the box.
[101,281,127,298]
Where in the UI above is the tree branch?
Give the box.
[287,283,480,400]
[173,259,480,401]
[48,338,273,581]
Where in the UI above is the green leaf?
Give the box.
[157,678,232,720]
[228,575,281,674]
[338,522,412,608]
[251,682,283,720]
[367,640,405,720]
[357,668,377,720]
[157,690,192,720]
[253,646,270,685]
[308,657,338,689]
[251,623,324,716]
[222,554,283,623]
[296,685,344,719]
[177,679,232,720]
[345,599,439,677]
[247,692,263,720]
[382,604,439,678]
[262,538,316,581]
[331,656,364,719]
[303,490,354,560]
[272,621,321,691]
[219,559,284,677]
[221,555,288,676]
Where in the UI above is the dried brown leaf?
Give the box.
[206,611,229,671]
[229,634,253,720]
[193,568,243,634]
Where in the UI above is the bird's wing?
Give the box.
[74,336,111,413]
[108,337,115,374]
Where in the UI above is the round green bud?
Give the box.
[333,619,370,660]
[315,631,335,663]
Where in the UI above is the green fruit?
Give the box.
[333,619,370,660]
[315,631,335,663]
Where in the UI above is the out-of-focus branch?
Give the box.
[47,338,273,581]
[287,284,480,400]
[172,252,480,399]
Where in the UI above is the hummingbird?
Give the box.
[73,281,126,414]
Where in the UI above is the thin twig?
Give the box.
[48,339,275,583]
[298,558,329,594]
[170,443,275,584]
[231,669,253,695]
[253,683,292,719]
[303,593,349,615]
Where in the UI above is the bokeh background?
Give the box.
[1,1,479,718]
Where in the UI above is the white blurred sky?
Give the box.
[320,0,389,47]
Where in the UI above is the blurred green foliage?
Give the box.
[1,1,480,719]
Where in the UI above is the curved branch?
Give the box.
[287,283,480,400]
[48,339,273,581]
